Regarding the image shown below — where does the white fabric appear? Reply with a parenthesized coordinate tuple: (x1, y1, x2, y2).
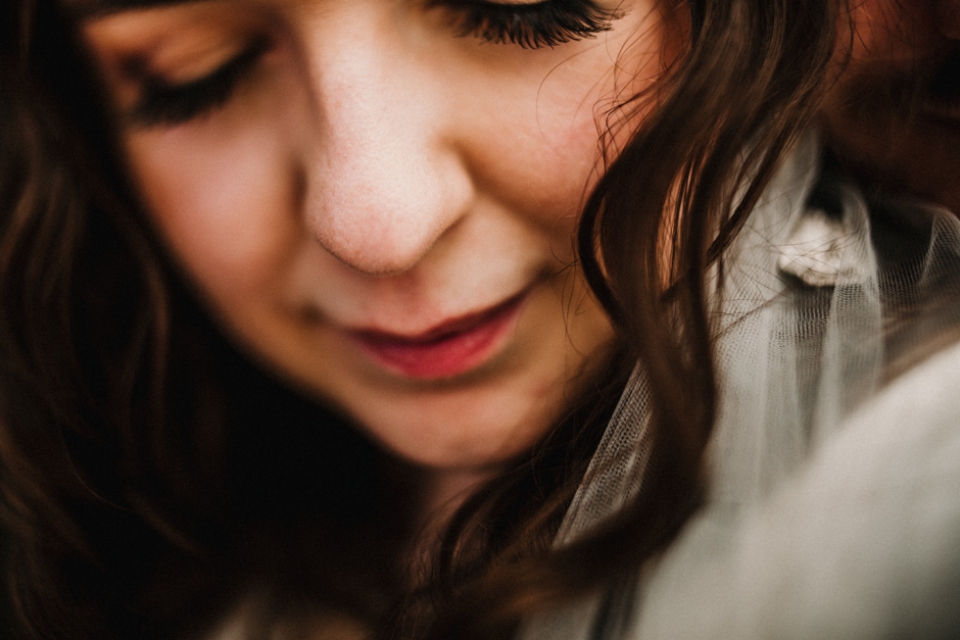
(521, 131, 960, 639)
(632, 338, 960, 639)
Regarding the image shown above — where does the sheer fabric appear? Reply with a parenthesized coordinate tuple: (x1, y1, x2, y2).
(522, 131, 960, 639)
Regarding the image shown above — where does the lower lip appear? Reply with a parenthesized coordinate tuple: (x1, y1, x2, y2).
(350, 293, 528, 380)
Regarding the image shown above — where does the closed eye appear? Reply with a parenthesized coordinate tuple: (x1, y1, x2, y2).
(130, 35, 271, 127)
(428, 0, 622, 49)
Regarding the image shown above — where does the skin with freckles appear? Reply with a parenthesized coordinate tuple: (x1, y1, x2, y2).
(81, 0, 682, 490)
(824, 0, 960, 213)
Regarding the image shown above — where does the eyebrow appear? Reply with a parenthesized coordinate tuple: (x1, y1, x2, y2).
(68, 0, 208, 19)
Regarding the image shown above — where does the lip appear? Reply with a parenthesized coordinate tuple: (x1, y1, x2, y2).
(349, 289, 530, 380)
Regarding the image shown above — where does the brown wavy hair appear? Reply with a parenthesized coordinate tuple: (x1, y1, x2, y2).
(0, 0, 841, 639)
(1, 2, 416, 638)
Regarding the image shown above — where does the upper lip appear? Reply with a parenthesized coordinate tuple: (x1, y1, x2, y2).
(349, 289, 529, 345)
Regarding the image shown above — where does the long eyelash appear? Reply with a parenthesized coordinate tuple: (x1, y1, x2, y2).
(131, 37, 270, 127)
(431, 0, 621, 49)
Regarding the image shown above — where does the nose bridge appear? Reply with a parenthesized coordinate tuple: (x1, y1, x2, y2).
(300, 21, 471, 276)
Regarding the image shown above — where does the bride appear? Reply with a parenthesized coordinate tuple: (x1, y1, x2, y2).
(4, 0, 957, 638)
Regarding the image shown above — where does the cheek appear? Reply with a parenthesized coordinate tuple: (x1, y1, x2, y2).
(474, 43, 663, 238)
(493, 110, 601, 227)
(126, 119, 298, 300)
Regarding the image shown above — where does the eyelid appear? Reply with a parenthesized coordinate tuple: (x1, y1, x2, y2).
(128, 36, 271, 126)
(427, 0, 622, 49)
(138, 39, 252, 86)
(81, 4, 283, 128)
(137, 35, 270, 92)
(83, 3, 270, 84)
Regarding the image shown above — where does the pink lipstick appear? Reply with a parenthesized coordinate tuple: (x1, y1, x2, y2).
(350, 291, 528, 380)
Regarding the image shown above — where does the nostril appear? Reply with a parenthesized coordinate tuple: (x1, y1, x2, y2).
(308, 187, 464, 277)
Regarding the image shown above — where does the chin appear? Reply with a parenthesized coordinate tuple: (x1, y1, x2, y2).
(347, 376, 568, 471)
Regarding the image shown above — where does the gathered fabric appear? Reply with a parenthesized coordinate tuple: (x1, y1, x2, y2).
(522, 131, 960, 639)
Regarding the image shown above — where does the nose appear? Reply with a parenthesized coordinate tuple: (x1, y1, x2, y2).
(936, 0, 960, 39)
(297, 20, 474, 276)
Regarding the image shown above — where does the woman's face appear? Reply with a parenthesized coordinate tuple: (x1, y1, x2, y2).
(80, 0, 676, 474)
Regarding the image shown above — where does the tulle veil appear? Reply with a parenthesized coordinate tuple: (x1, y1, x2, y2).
(521, 130, 960, 639)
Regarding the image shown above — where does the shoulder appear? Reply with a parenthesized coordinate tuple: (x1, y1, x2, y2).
(633, 339, 960, 639)
(826, 337, 960, 479)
